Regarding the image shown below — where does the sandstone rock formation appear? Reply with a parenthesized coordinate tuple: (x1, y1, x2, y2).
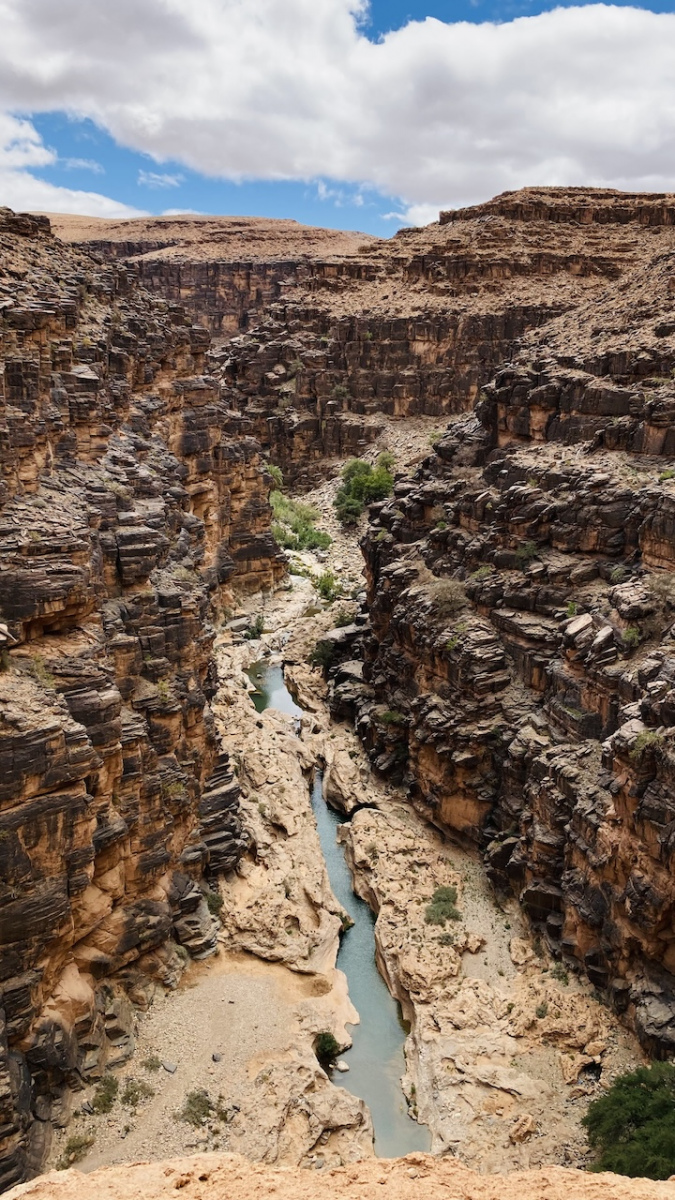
(4, 186, 675, 1191)
(7, 1150, 675, 1200)
(330, 192, 675, 1060)
(0, 208, 283, 1189)
(53, 188, 675, 489)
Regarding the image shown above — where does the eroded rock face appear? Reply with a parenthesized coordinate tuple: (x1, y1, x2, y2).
(8, 1150, 675, 1200)
(0, 208, 284, 1188)
(54, 188, 675, 489)
(346, 201, 675, 1058)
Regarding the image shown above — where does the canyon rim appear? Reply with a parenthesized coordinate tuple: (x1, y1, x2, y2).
(1, 187, 675, 1197)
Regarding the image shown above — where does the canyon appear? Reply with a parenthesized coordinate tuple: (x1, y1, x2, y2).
(1, 188, 675, 1195)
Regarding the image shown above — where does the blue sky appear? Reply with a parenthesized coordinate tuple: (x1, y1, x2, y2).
(1, 0, 674, 234)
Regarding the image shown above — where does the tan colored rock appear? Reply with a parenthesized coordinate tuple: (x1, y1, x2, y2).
(8, 1151, 675, 1200)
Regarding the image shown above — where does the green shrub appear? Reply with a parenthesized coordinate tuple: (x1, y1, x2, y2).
(424, 885, 461, 926)
(205, 889, 224, 916)
(121, 1079, 154, 1109)
(566, 601, 578, 617)
(142, 1055, 162, 1073)
(270, 490, 331, 552)
(471, 565, 494, 582)
(515, 540, 538, 568)
(333, 607, 353, 628)
(57, 1133, 95, 1169)
(535, 1001, 549, 1019)
(659, 468, 675, 482)
(610, 566, 627, 584)
(623, 626, 641, 649)
(180, 1089, 213, 1127)
(310, 640, 335, 670)
(91, 1074, 119, 1113)
(317, 571, 339, 603)
(630, 730, 664, 762)
(243, 614, 265, 640)
(379, 710, 406, 725)
(314, 1032, 340, 1067)
(268, 464, 284, 489)
(551, 963, 569, 986)
(334, 454, 394, 525)
(583, 1062, 675, 1179)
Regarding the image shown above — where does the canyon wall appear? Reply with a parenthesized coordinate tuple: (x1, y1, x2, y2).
(0, 208, 284, 1189)
(55, 189, 665, 488)
(340, 200, 675, 1058)
(4, 188, 675, 1188)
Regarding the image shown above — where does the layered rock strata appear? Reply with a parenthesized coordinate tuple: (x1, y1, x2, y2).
(342, 205, 675, 1057)
(53, 188, 675, 488)
(0, 208, 283, 1189)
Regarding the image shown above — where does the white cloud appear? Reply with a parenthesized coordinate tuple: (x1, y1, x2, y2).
(0, 1, 674, 217)
(63, 156, 105, 172)
(138, 168, 183, 188)
(0, 110, 144, 214)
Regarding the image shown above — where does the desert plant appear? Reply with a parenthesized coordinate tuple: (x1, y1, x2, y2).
(268, 463, 284, 489)
(121, 1079, 154, 1108)
(57, 1133, 95, 1169)
(316, 571, 339, 603)
(314, 1032, 340, 1067)
(551, 963, 569, 986)
(428, 578, 467, 618)
(334, 453, 395, 525)
(659, 468, 675, 482)
(610, 566, 627, 584)
(622, 626, 641, 649)
(424, 885, 461, 926)
(583, 1062, 675, 1179)
(91, 1074, 119, 1114)
(379, 710, 406, 725)
(244, 614, 265, 640)
(205, 889, 224, 916)
(535, 1001, 549, 1019)
(310, 640, 335, 670)
(179, 1089, 213, 1126)
(515, 540, 538, 568)
(630, 730, 664, 762)
(142, 1055, 162, 1073)
(270, 490, 331, 552)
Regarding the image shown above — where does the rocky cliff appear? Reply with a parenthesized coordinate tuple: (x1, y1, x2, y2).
(54, 188, 674, 488)
(7, 1150, 675, 1200)
(5, 187, 675, 1190)
(0, 208, 284, 1190)
(337, 194, 675, 1059)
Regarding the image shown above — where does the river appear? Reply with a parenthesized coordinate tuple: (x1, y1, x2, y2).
(247, 660, 430, 1158)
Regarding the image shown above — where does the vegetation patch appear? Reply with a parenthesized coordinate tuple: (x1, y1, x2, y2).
(583, 1062, 675, 1179)
(630, 730, 664, 762)
(271, 490, 331, 552)
(314, 1031, 341, 1067)
(121, 1079, 154, 1109)
(205, 889, 224, 916)
(335, 453, 394, 525)
(91, 1074, 119, 1114)
(424, 885, 461, 926)
(179, 1089, 213, 1127)
(515, 540, 539, 568)
(57, 1133, 95, 1169)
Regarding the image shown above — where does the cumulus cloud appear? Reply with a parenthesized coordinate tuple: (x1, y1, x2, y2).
(0, 0, 674, 217)
(0, 111, 144, 215)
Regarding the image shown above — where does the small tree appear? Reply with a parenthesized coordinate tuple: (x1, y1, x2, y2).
(583, 1062, 675, 1179)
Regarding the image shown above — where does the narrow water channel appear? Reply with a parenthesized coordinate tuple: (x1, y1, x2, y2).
(248, 660, 430, 1158)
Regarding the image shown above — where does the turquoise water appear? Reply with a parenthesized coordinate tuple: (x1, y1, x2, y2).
(247, 660, 430, 1158)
